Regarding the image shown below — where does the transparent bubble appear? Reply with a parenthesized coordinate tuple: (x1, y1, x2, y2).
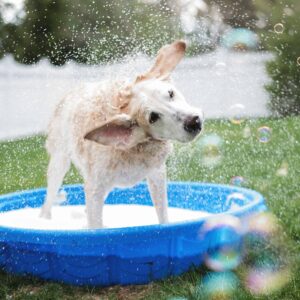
(257, 126, 272, 143)
(196, 134, 223, 167)
(215, 62, 226, 76)
(242, 212, 292, 295)
(202, 271, 239, 299)
(200, 216, 243, 271)
(245, 212, 278, 237)
(230, 176, 246, 187)
(245, 267, 291, 295)
(274, 23, 284, 34)
(228, 104, 246, 125)
(276, 161, 288, 177)
(297, 57, 300, 66)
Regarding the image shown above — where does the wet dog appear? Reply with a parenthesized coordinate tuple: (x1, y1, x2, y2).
(41, 40, 203, 228)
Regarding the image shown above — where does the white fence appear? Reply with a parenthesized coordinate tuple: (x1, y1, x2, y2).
(0, 49, 272, 141)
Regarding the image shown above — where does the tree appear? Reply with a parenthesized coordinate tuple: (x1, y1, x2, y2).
(1, 0, 179, 65)
(211, 0, 257, 28)
(258, 0, 300, 116)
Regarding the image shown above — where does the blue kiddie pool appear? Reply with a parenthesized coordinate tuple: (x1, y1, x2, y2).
(0, 182, 266, 286)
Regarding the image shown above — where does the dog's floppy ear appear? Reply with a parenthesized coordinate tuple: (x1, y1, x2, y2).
(136, 40, 186, 83)
(84, 114, 147, 148)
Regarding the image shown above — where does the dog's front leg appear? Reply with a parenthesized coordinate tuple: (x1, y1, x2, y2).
(84, 181, 109, 229)
(147, 164, 169, 224)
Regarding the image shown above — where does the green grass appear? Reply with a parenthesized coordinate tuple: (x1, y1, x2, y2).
(0, 117, 299, 300)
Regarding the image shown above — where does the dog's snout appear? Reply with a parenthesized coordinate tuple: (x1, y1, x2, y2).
(183, 115, 202, 133)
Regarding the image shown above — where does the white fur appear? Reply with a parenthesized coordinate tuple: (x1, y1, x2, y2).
(40, 41, 203, 228)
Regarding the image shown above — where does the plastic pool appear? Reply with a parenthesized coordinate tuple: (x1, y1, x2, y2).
(0, 182, 267, 286)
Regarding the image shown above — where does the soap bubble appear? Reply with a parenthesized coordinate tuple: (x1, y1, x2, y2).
(205, 245, 242, 272)
(228, 104, 246, 125)
(230, 176, 246, 187)
(242, 212, 292, 295)
(257, 126, 272, 143)
(276, 161, 288, 177)
(201, 271, 239, 299)
(215, 62, 226, 76)
(245, 212, 278, 238)
(197, 134, 223, 167)
(245, 267, 292, 295)
(297, 57, 300, 66)
(274, 23, 284, 34)
(200, 216, 243, 271)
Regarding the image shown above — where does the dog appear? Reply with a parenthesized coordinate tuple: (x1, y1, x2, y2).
(40, 40, 203, 229)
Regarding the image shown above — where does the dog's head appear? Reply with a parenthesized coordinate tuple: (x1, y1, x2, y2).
(85, 40, 204, 149)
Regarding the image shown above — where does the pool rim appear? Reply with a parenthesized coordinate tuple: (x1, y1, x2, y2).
(0, 181, 265, 241)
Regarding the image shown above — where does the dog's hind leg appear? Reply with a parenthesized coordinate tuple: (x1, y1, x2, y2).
(40, 152, 71, 219)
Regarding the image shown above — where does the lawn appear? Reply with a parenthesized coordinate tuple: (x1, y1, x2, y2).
(0, 117, 299, 300)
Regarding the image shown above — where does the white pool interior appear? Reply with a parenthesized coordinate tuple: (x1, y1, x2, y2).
(0, 205, 212, 230)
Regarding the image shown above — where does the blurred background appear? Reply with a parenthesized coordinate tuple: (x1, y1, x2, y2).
(0, 0, 299, 140)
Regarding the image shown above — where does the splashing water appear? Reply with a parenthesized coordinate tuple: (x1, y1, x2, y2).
(242, 212, 292, 295)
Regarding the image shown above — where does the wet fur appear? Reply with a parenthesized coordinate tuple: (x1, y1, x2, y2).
(41, 40, 201, 228)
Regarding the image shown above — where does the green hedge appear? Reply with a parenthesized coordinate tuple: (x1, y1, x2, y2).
(265, 7, 300, 116)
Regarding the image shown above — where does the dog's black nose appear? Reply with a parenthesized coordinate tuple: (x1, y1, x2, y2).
(184, 115, 202, 133)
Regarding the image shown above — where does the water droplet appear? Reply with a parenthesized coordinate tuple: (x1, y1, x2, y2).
(245, 267, 292, 295)
(297, 57, 300, 66)
(230, 176, 246, 187)
(257, 126, 272, 143)
(274, 23, 284, 34)
(228, 104, 246, 125)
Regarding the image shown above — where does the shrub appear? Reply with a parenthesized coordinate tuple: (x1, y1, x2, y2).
(265, 8, 300, 116)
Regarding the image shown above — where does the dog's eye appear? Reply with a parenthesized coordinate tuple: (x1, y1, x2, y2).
(168, 90, 174, 99)
(149, 112, 160, 124)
